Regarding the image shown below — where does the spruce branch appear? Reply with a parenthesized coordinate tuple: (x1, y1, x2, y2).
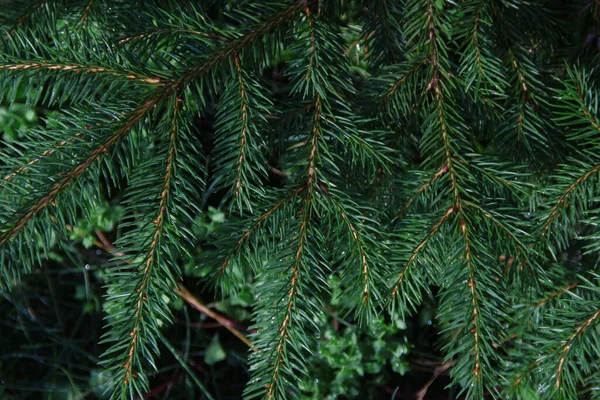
(176, 0, 311, 87)
(535, 281, 581, 308)
(396, 164, 448, 218)
(117, 29, 232, 46)
(3, 1, 600, 399)
(377, 61, 425, 113)
(554, 308, 600, 391)
(79, 0, 96, 25)
(541, 163, 600, 238)
(212, 54, 271, 214)
(331, 199, 374, 306)
(458, 218, 483, 382)
(0, 131, 84, 188)
(457, 0, 507, 99)
(119, 103, 180, 387)
(0, 62, 162, 85)
(0, 98, 153, 248)
(390, 206, 454, 305)
(263, 191, 313, 400)
(3, 0, 49, 35)
(100, 97, 204, 399)
(216, 186, 304, 283)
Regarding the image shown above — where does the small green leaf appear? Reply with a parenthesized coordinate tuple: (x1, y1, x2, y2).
(204, 334, 227, 365)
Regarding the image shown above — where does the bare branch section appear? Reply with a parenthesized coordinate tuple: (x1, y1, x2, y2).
(176, 283, 252, 348)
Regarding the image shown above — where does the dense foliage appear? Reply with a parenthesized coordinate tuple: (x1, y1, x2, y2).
(2, 0, 600, 399)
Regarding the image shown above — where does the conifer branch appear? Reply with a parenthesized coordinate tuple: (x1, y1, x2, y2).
(265, 192, 312, 400)
(471, 0, 485, 81)
(217, 186, 304, 278)
(554, 308, 600, 389)
(425, 0, 462, 211)
(177, 0, 310, 87)
(535, 281, 580, 308)
(506, 49, 541, 150)
(3, 1, 600, 398)
(232, 57, 250, 198)
(330, 198, 373, 305)
(458, 219, 483, 382)
(466, 201, 528, 260)
(120, 102, 180, 386)
(572, 71, 600, 134)
(262, 93, 322, 399)
(362, 0, 404, 63)
(7, 0, 49, 35)
(0, 98, 155, 248)
(541, 163, 600, 237)
(223, 54, 267, 212)
(390, 206, 454, 300)
(80, 0, 95, 25)
(376, 61, 425, 114)
(117, 29, 232, 46)
(0, 132, 84, 187)
(0, 62, 162, 84)
(509, 50, 529, 96)
(398, 164, 448, 217)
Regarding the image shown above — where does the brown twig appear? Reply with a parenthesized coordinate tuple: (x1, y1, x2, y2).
(137, 373, 184, 400)
(91, 229, 252, 348)
(94, 229, 125, 256)
(415, 360, 454, 400)
(175, 283, 253, 348)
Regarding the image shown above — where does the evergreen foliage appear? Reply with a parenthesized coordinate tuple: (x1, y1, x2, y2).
(2, 0, 600, 399)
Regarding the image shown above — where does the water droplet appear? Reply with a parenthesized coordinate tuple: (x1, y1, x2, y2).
(314, 378, 319, 384)
(537, 384, 544, 393)
(427, 320, 432, 325)
(84, 264, 90, 270)
(96, 250, 102, 255)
